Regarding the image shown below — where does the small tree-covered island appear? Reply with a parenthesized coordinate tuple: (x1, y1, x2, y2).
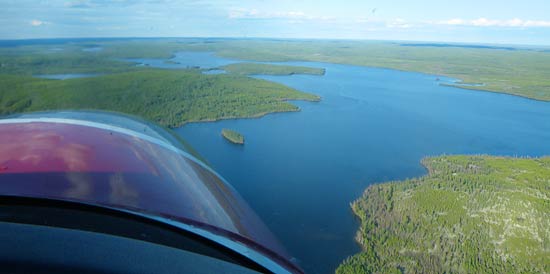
(337, 155, 549, 274)
(221, 128, 245, 145)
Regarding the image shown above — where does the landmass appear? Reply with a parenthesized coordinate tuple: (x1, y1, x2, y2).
(337, 155, 550, 274)
(0, 40, 327, 128)
(221, 129, 244, 144)
(0, 69, 320, 128)
(2, 38, 549, 101)
(221, 62, 325, 76)
(179, 39, 550, 101)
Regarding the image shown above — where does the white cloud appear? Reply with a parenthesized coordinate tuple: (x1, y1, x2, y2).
(228, 8, 333, 21)
(470, 18, 495, 26)
(386, 18, 412, 29)
(440, 18, 465, 25)
(30, 19, 49, 27)
(437, 18, 550, 28)
(523, 20, 550, 27)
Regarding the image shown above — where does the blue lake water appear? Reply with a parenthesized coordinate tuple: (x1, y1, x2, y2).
(134, 52, 550, 274)
(126, 51, 240, 69)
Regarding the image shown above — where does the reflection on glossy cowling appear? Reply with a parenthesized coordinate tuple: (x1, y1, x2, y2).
(0, 112, 289, 266)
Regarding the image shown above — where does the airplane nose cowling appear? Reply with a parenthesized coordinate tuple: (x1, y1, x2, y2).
(0, 110, 301, 274)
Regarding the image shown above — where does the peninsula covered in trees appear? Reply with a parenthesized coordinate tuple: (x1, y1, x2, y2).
(337, 155, 549, 274)
(0, 69, 320, 128)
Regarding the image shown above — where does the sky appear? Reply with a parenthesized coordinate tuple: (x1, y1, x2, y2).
(2, 0, 550, 45)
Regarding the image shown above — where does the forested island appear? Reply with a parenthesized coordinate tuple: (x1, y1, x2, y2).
(337, 155, 549, 274)
(221, 62, 325, 76)
(221, 129, 245, 144)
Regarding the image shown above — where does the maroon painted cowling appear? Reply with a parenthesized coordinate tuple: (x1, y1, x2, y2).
(0, 111, 301, 273)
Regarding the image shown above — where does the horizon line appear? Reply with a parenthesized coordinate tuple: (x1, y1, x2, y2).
(0, 36, 549, 48)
